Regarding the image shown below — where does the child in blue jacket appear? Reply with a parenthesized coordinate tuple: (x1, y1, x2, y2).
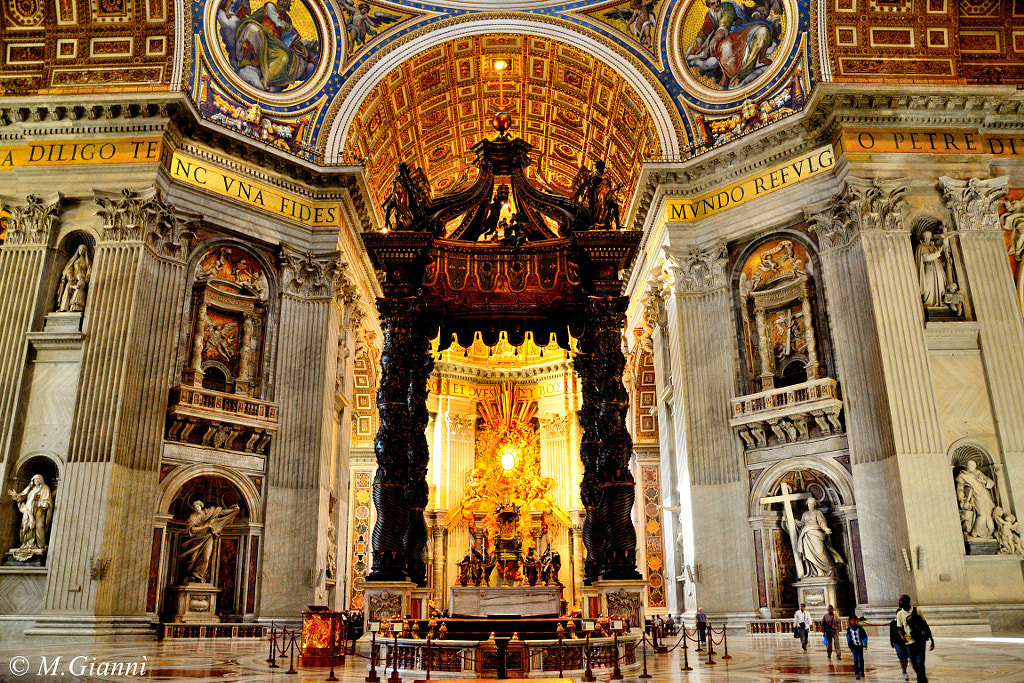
(846, 614, 869, 679)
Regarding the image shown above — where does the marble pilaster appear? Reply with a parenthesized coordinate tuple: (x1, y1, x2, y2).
(0, 194, 61, 466)
(942, 176, 1024, 518)
(659, 245, 755, 617)
(44, 189, 193, 626)
(261, 246, 345, 616)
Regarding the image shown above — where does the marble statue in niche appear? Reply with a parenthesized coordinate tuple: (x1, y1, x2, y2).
(793, 497, 845, 577)
(913, 221, 965, 319)
(179, 500, 241, 584)
(6, 474, 53, 563)
(56, 245, 91, 313)
(915, 229, 952, 308)
(956, 460, 997, 541)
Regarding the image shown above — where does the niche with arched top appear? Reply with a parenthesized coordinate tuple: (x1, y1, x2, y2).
(162, 474, 256, 620)
(731, 232, 836, 395)
(910, 215, 970, 321)
(951, 443, 1001, 551)
(183, 244, 272, 398)
(2, 454, 59, 566)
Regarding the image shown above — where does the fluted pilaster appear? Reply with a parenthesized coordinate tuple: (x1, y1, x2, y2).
(262, 246, 344, 614)
(659, 244, 754, 614)
(46, 188, 194, 615)
(944, 177, 1024, 516)
(539, 413, 571, 510)
(0, 193, 61, 465)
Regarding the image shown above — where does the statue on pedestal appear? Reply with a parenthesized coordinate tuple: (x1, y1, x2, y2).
(179, 500, 240, 584)
(540, 543, 562, 586)
(6, 475, 53, 563)
(795, 498, 844, 577)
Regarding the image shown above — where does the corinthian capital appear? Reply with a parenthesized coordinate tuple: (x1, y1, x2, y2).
(666, 244, 728, 294)
(280, 244, 345, 299)
(845, 176, 911, 233)
(0, 193, 62, 246)
(805, 194, 856, 252)
(94, 187, 169, 242)
(939, 176, 1008, 233)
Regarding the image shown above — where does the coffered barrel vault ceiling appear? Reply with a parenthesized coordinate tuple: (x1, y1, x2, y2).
(346, 34, 661, 217)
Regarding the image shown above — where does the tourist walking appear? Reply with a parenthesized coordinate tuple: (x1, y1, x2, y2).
(695, 607, 708, 647)
(793, 603, 813, 650)
(890, 616, 910, 680)
(896, 594, 935, 683)
(846, 615, 868, 679)
(822, 605, 842, 659)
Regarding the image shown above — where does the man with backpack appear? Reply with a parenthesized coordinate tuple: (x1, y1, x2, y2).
(896, 594, 935, 682)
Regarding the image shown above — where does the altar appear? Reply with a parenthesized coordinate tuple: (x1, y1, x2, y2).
(450, 586, 561, 618)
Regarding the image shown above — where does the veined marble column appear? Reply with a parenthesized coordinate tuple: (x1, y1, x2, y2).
(659, 244, 755, 617)
(262, 247, 344, 614)
(0, 194, 61, 465)
(430, 521, 446, 608)
(943, 177, 1024, 517)
(46, 189, 195, 624)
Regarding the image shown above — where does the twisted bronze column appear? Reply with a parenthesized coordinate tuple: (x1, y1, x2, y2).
(589, 297, 641, 580)
(368, 298, 417, 581)
(404, 328, 434, 587)
(573, 348, 603, 586)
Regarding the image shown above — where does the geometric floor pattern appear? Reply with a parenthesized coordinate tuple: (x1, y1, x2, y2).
(1, 634, 1023, 682)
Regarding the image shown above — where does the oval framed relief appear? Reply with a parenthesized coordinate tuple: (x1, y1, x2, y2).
(205, 0, 333, 104)
(671, 0, 798, 104)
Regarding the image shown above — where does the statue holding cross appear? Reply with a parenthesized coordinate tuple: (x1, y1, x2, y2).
(760, 482, 813, 579)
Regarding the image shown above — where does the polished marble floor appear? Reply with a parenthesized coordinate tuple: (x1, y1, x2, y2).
(0, 633, 1022, 683)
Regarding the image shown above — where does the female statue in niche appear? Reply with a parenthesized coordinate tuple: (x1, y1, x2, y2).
(915, 230, 951, 308)
(56, 245, 91, 313)
(795, 498, 845, 577)
(178, 500, 240, 584)
(7, 474, 53, 562)
(956, 460, 997, 540)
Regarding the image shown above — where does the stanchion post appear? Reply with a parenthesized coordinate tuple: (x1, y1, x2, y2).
(611, 632, 623, 681)
(722, 623, 732, 660)
(705, 627, 716, 666)
(558, 634, 564, 678)
(366, 630, 380, 683)
(286, 631, 298, 674)
(639, 632, 651, 679)
(268, 626, 278, 668)
(388, 632, 402, 683)
(681, 628, 692, 672)
(425, 637, 431, 681)
(583, 632, 595, 682)
(327, 617, 339, 682)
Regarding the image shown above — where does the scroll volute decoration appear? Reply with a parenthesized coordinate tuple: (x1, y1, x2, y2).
(738, 239, 820, 391)
(187, 246, 270, 397)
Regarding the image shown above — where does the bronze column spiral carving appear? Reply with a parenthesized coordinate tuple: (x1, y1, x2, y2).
(589, 296, 641, 580)
(368, 297, 417, 582)
(573, 347, 604, 586)
(404, 324, 434, 587)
